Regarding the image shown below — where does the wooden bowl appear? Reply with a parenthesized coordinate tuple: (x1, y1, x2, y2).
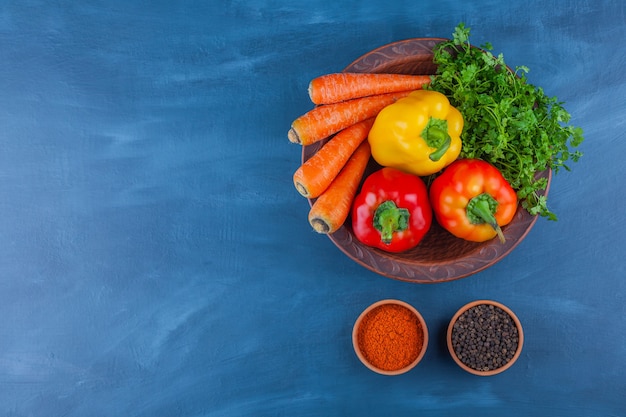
(352, 299, 428, 375)
(447, 300, 524, 376)
(302, 38, 550, 283)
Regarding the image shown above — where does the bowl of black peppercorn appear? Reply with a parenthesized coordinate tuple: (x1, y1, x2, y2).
(447, 300, 524, 376)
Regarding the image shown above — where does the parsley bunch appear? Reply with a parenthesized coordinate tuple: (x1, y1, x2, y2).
(428, 23, 584, 220)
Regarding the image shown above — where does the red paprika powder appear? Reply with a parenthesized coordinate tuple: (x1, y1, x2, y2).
(356, 302, 424, 372)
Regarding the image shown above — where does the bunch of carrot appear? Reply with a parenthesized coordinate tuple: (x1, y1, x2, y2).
(289, 72, 432, 234)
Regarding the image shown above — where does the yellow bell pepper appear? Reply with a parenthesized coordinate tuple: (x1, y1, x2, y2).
(368, 90, 464, 176)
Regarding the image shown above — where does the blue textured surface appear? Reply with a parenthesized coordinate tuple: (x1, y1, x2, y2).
(0, 1, 624, 416)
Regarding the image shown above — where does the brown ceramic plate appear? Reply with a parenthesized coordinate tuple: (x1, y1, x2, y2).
(302, 38, 550, 283)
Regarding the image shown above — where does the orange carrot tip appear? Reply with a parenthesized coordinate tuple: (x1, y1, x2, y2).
(308, 73, 432, 105)
(293, 118, 374, 198)
(288, 91, 410, 146)
(308, 141, 371, 234)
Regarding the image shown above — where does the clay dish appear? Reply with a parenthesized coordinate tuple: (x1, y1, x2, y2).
(352, 299, 428, 375)
(302, 38, 550, 283)
(447, 300, 524, 376)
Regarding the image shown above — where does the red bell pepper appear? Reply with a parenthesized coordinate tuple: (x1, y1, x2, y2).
(351, 167, 432, 253)
(429, 159, 518, 243)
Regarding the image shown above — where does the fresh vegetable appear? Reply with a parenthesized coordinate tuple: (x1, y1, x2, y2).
(352, 167, 432, 253)
(293, 118, 374, 198)
(288, 91, 411, 146)
(429, 159, 518, 243)
(308, 73, 431, 105)
(428, 23, 584, 220)
(368, 90, 463, 176)
(308, 141, 371, 234)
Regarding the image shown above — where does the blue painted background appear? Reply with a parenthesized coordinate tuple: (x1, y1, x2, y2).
(0, 1, 624, 416)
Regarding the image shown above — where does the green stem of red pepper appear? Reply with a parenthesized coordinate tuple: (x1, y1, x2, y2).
(373, 200, 410, 244)
(422, 117, 451, 162)
(466, 193, 506, 243)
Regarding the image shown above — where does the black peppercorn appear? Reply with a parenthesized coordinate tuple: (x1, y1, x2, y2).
(451, 303, 519, 372)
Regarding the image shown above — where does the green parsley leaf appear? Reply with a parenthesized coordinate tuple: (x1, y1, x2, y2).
(428, 23, 584, 219)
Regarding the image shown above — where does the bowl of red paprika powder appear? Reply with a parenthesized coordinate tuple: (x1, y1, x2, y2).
(447, 300, 524, 376)
(352, 299, 428, 375)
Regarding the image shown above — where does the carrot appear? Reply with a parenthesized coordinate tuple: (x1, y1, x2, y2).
(288, 91, 410, 146)
(308, 73, 432, 105)
(293, 118, 375, 199)
(308, 141, 371, 234)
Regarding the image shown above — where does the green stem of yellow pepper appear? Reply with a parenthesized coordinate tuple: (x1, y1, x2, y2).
(373, 200, 410, 244)
(466, 193, 506, 243)
(422, 117, 452, 162)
